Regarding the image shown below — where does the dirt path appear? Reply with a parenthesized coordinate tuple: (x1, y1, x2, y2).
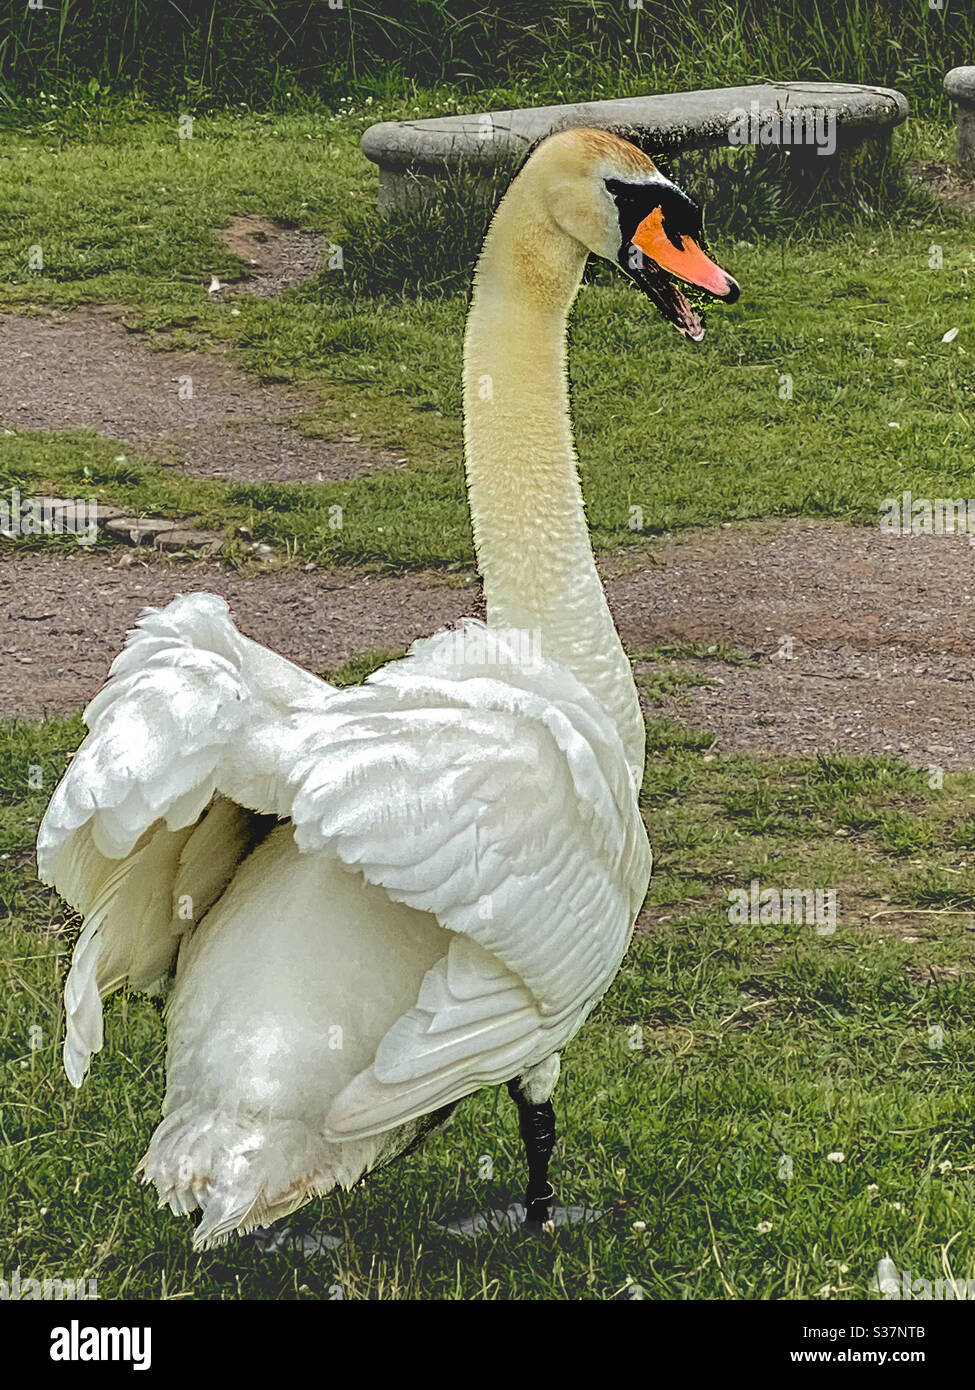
(4, 518, 975, 768)
(603, 520, 975, 768)
(0, 307, 401, 485)
(0, 219, 403, 487)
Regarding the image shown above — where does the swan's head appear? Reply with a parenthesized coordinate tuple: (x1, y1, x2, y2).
(534, 128, 739, 342)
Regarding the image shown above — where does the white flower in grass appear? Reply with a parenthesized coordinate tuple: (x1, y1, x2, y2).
(755, 1220, 773, 1233)
(827, 1151, 845, 1163)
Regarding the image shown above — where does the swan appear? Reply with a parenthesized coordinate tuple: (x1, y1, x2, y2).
(37, 127, 738, 1247)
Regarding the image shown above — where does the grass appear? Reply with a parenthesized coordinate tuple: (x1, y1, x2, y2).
(3, 671, 975, 1300)
(2, 0, 973, 114)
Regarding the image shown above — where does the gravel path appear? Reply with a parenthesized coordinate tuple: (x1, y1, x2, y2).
(3, 519, 975, 768)
(603, 520, 975, 768)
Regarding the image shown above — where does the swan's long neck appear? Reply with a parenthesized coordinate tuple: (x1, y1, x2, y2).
(463, 181, 645, 778)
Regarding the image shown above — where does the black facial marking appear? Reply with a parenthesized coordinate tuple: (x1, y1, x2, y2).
(605, 176, 702, 253)
(605, 177, 708, 338)
(604, 174, 736, 340)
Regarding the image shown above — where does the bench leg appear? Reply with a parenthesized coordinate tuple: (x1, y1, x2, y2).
(957, 102, 975, 170)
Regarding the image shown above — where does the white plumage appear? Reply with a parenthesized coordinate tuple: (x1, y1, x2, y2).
(38, 595, 649, 1244)
(35, 125, 738, 1244)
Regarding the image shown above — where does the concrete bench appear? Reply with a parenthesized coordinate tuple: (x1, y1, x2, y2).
(362, 81, 908, 213)
(944, 67, 975, 168)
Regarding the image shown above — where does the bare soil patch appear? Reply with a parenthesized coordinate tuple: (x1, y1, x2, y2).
(214, 215, 328, 298)
(608, 519, 975, 769)
(0, 548, 480, 719)
(909, 161, 975, 214)
(0, 309, 401, 484)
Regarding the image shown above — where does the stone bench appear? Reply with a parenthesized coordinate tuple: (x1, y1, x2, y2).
(944, 67, 975, 168)
(362, 81, 908, 213)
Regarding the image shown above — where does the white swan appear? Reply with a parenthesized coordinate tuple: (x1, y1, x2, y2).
(37, 128, 738, 1247)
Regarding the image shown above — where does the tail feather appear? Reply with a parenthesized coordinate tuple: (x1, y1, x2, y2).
(138, 1107, 357, 1248)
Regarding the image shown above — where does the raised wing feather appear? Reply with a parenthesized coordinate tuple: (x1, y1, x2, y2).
(37, 592, 333, 1083)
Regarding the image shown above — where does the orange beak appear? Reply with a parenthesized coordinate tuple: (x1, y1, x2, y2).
(631, 207, 738, 300)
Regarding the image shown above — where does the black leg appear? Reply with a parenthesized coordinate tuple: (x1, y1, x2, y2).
(507, 1079, 556, 1226)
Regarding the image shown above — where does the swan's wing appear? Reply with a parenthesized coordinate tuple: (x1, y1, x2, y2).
(288, 624, 652, 1140)
(41, 598, 650, 1131)
(37, 592, 333, 1084)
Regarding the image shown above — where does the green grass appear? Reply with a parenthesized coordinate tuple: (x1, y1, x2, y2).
(3, 664, 975, 1300)
(2, 0, 973, 115)
(323, 648, 405, 687)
